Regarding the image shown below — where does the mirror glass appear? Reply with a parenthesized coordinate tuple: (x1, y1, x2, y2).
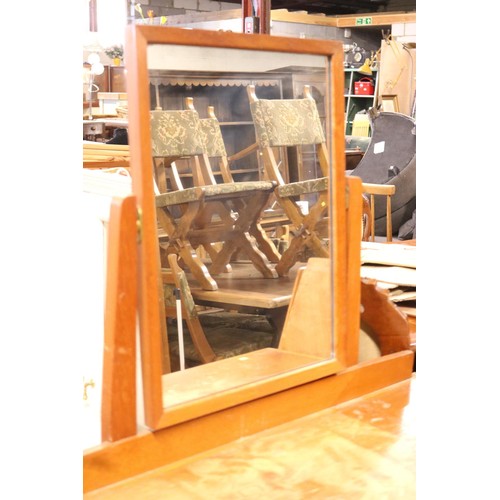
(126, 26, 348, 429)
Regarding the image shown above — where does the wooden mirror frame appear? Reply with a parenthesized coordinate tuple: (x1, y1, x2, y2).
(125, 24, 349, 431)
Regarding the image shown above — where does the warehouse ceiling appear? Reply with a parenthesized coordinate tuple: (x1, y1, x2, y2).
(226, 0, 416, 16)
(268, 0, 390, 15)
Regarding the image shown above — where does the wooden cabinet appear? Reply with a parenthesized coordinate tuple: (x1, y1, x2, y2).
(344, 68, 378, 135)
(110, 66, 127, 92)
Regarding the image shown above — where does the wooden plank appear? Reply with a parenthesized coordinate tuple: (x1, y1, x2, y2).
(101, 196, 138, 443)
(161, 348, 323, 407)
(345, 176, 362, 366)
(163, 8, 416, 29)
(279, 259, 332, 358)
(83, 350, 414, 493)
(83, 161, 130, 169)
(271, 10, 416, 28)
(334, 11, 416, 27)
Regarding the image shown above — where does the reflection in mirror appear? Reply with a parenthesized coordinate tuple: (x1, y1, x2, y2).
(125, 26, 348, 430)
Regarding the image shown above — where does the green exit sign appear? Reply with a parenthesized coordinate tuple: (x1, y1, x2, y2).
(355, 17, 373, 25)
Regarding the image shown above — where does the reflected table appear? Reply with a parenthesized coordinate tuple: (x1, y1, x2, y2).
(187, 261, 304, 347)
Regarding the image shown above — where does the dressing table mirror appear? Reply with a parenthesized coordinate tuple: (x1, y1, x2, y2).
(125, 24, 351, 431)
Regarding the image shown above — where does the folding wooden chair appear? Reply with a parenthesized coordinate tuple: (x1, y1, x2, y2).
(248, 85, 395, 274)
(161, 254, 217, 371)
(361, 182, 396, 242)
(151, 108, 278, 290)
(161, 254, 275, 372)
(195, 101, 281, 263)
(247, 84, 331, 276)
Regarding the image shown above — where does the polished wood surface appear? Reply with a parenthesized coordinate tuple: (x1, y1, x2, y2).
(161, 347, 323, 408)
(361, 278, 411, 355)
(101, 196, 137, 443)
(189, 260, 301, 308)
(87, 377, 415, 498)
(83, 351, 414, 494)
(189, 261, 301, 347)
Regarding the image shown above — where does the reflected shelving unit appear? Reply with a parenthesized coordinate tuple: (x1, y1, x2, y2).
(344, 68, 378, 135)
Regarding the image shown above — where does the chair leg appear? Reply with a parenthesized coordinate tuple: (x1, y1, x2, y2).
(275, 193, 329, 276)
(210, 192, 278, 279)
(177, 244, 219, 291)
(250, 223, 281, 263)
(202, 242, 232, 273)
(158, 203, 219, 291)
(275, 230, 328, 276)
(386, 196, 392, 242)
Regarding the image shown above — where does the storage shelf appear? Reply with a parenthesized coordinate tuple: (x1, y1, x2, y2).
(344, 68, 377, 134)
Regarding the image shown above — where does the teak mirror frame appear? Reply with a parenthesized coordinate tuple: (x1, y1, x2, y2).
(125, 25, 350, 431)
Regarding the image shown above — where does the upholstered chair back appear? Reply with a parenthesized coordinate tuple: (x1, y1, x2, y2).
(198, 116, 227, 159)
(150, 109, 206, 158)
(249, 98, 325, 148)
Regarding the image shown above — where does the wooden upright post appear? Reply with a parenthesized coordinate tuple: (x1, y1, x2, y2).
(241, 0, 270, 34)
(101, 195, 138, 442)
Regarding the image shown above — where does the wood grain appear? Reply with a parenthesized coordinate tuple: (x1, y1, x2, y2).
(84, 351, 414, 493)
(101, 196, 138, 443)
(86, 375, 415, 498)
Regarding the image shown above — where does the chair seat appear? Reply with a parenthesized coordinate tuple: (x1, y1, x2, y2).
(277, 177, 327, 198)
(156, 181, 276, 208)
(202, 180, 276, 198)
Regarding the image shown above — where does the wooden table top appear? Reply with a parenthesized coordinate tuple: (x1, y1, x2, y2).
(85, 375, 416, 498)
(188, 260, 304, 310)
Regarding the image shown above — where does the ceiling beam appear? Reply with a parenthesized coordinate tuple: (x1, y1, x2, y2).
(270, 10, 416, 27)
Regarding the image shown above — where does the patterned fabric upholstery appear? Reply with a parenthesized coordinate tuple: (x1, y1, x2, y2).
(198, 115, 275, 191)
(199, 181, 276, 196)
(163, 271, 197, 320)
(250, 99, 325, 147)
(199, 117, 226, 158)
(277, 177, 328, 198)
(155, 187, 204, 207)
(151, 109, 205, 157)
(155, 181, 276, 208)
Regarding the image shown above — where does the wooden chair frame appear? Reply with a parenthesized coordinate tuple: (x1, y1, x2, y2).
(361, 182, 396, 242)
(151, 107, 278, 290)
(247, 84, 332, 276)
(161, 254, 217, 370)
(195, 100, 281, 263)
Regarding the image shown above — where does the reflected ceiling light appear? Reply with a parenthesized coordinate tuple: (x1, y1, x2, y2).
(87, 52, 100, 65)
